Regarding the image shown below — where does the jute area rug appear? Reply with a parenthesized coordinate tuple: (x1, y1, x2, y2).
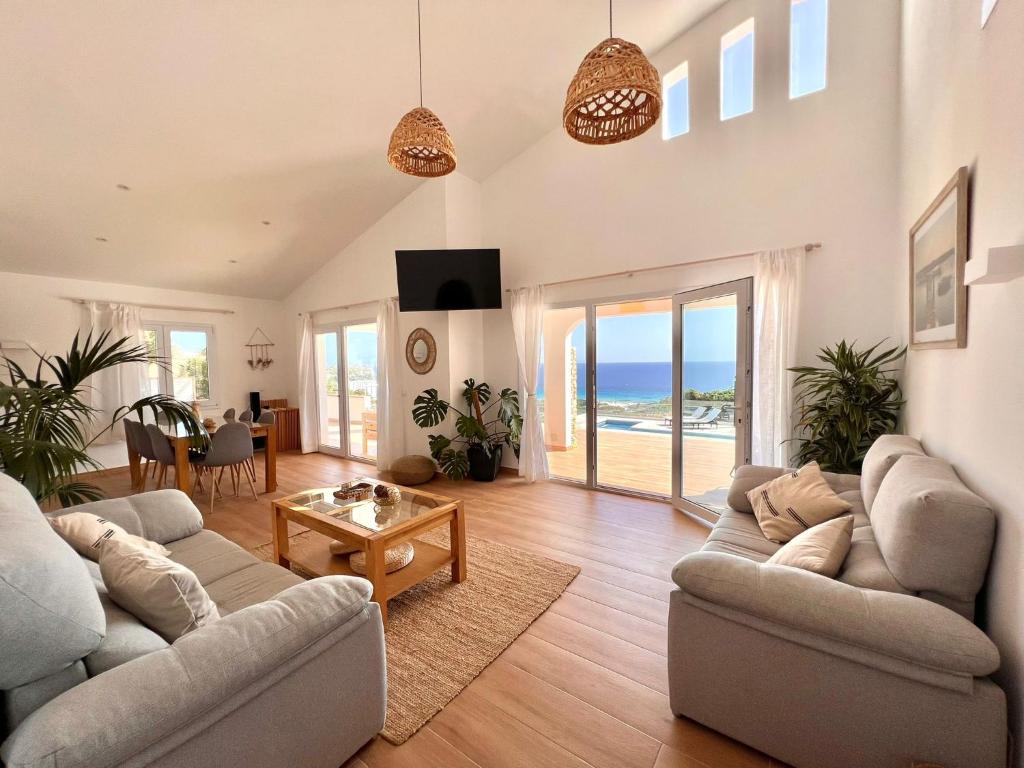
(252, 527, 579, 744)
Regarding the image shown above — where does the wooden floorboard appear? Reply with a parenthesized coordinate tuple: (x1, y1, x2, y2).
(88, 450, 770, 768)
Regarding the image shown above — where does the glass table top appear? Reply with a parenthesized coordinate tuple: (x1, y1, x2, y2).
(281, 478, 449, 533)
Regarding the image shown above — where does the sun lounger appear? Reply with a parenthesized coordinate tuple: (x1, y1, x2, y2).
(683, 406, 722, 429)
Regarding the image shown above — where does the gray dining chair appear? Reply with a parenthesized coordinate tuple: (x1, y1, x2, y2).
(144, 423, 179, 490)
(124, 419, 154, 491)
(192, 422, 257, 513)
(238, 409, 253, 423)
(222, 408, 236, 422)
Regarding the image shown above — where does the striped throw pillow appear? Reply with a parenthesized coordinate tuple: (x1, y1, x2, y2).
(747, 462, 853, 544)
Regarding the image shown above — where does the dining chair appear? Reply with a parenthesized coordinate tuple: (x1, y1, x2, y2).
(123, 419, 151, 491)
(144, 423, 179, 490)
(222, 408, 236, 422)
(192, 422, 257, 513)
(238, 409, 253, 423)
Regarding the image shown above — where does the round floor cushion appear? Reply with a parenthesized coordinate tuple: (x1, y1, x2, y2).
(390, 454, 436, 486)
(349, 542, 415, 575)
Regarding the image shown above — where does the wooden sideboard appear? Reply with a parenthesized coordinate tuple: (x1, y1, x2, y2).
(261, 400, 300, 451)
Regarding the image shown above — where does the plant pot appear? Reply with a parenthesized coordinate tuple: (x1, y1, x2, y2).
(467, 444, 502, 482)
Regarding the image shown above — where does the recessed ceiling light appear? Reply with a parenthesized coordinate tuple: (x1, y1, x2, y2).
(228, 259, 238, 264)
(116, 184, 131, 191)
(261, 220, 271, 226)
(95, 236, 108, 242)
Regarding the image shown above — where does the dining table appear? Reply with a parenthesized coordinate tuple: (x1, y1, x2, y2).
(127, 422, 277, 495)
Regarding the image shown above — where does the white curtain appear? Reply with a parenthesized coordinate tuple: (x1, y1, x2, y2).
(375, 298, 405, 470)
(510, 286, 549, 482)
(81, 302, 146, 444)
(752, 247, 805, 467)
(296, 313, 318, 454)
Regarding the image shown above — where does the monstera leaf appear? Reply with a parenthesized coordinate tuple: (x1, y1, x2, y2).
(436, 448, 469, 481)
(412, 389, 449, 428)
(427, 433, 452, 460)
(461, 378, 491, 410)
(455, 414, 488, 442)
(496, 388, 520, 426)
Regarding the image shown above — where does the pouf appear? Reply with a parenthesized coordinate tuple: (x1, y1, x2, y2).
(349, 542, 415, 574)
(390, 454, 436, 486)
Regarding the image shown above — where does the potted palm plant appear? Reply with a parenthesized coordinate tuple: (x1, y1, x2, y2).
(412, 378, 522, 481)
(0, 331, 206, 507)
(788, 340, 907, 473)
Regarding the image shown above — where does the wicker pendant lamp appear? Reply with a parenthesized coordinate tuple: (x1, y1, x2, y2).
(563, 0, 662, 145)
(388, 0, 456, 177)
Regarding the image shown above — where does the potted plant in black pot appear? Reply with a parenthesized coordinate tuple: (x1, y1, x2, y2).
(411, 378, 521, 481)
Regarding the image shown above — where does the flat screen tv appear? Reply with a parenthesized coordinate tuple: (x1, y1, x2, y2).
(395, 249, 502, 311)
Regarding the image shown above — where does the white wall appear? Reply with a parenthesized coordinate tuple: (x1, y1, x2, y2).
(898, 0, 1024, 758)
(483, 0, 901, 367)
(0, 270, 294, 419)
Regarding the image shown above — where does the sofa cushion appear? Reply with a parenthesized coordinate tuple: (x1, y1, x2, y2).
(85, 594, 169, 676)
(49, 511, 170, 561)
(49, 490, 203, 545)
(768, 516, 854, 577)
(871, 455, 994, 602)
(728, 465, 860, 514)
(165, 530, 261, 585)
(702, 509, 781, 562)
(837, 525, 912, 596)
(99, 540, 221, 642)
(205, 562, 306, 615)
(860, 434, 926, 513)
(0, 474, 105, 690)
(748, 462, 853, 543)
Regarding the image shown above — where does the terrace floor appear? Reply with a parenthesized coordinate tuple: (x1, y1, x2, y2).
(546, 424, 735, 504)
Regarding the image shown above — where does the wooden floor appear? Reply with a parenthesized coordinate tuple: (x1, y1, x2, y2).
(91, 451, 786, 768)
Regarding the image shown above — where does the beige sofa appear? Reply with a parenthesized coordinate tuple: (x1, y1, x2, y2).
(0, 474, 386, 768)
(668, 435, 1006, 768)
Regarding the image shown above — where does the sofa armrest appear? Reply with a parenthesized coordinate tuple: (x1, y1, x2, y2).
(49, 489, 204, 544)
(672, 552, 999, 677)
(1, 576, 383, 768)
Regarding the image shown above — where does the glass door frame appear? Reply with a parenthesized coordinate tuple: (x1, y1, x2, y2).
(313, 317, 378, 464)
(671, 277, 753, 521)
(544, 291, 675, 500)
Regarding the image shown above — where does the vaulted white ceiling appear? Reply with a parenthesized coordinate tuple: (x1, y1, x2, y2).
(0, 1, 724, 299)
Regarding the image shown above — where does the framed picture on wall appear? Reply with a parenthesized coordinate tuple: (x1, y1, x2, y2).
(909, 166, 969, 350)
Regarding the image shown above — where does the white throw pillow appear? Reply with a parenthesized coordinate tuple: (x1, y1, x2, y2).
(768, 516, 854, 578)
(747, 461, 853, 543)
(50, 512, 170, 561)
(99, 539, 220, 642)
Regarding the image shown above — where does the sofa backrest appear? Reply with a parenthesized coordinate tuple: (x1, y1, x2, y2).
(0, 474, 105, 692)
(871, 454, 995, 609)
(860, 434, 926, 513)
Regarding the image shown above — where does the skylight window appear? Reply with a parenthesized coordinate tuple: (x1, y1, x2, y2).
(721, 19, 755, 121)
(662, 61, 690, 140)
(790, 0, 828, 98)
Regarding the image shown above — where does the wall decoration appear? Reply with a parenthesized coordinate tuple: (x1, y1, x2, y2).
(909, 166, 969, 349)
(246, 327, 275, 369)
(405, 327, 436, 374)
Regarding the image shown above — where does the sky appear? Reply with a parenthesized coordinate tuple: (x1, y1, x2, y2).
(567, 306, 737, 363)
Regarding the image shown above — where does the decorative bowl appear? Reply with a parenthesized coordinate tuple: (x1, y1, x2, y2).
(372, 484, 403, 510)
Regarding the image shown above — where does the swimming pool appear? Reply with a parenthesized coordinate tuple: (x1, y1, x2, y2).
(596, 417, 734, 440)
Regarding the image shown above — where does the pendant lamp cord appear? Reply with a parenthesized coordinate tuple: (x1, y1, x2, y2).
(417, 0, 424, 107)
(608, 0, 613, 37)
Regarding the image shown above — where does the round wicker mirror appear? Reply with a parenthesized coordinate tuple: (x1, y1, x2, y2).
(405, 328, 436, 374)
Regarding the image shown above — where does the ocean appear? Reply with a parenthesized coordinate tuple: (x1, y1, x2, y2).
(537, 361, 736, 403)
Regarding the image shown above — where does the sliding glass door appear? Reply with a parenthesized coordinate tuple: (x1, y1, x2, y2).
(672, 279, 753, 516)
(313, 321, 378, 461)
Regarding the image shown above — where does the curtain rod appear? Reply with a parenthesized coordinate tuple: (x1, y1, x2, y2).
(63, 297, 235, 315)
(301, 296, 397, 317)
(505, 242, 822, 292)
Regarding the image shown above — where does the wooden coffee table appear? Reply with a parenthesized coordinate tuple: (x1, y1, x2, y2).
(270, 478, 466, 626)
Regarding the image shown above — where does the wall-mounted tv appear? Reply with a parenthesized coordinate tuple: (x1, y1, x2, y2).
(395, 249, 502, 311)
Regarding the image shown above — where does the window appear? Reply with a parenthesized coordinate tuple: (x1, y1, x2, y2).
(662, 61, 690, 139)
(144, 324, 215, 403)
(720, 18, 755, 120)
(790, 0, 828, 98)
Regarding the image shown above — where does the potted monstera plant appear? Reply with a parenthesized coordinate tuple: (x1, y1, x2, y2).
(412, 378, 522, 481)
